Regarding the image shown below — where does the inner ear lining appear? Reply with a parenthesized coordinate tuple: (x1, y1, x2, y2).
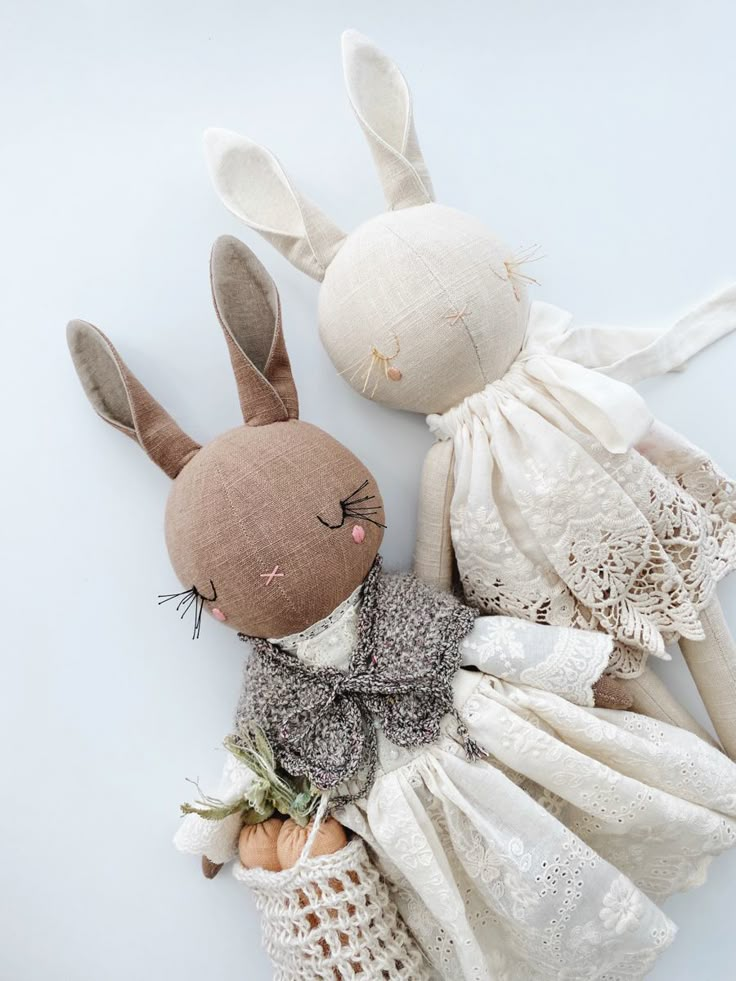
(213, 246, 279, 374)
(70, 327, 135, 431)
(349, 53, 410, 153)
(220, 145, 304, 238)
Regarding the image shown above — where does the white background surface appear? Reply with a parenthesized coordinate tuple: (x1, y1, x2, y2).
(2, 1, 736, 978)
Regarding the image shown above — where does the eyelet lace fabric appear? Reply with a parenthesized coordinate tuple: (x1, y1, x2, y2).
(428, 293, 736, 678)
(337, 660, 736, 980)
(176, 589, 736, 978)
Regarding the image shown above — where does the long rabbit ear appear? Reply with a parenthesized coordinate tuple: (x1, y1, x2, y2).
(203, 131, 345, 282)
(210, 236, 299, 425)
(342, 29, 434, 211)
(67, 320, 200, 479)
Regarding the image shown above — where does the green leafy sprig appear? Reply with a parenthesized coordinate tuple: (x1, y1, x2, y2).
(180, 722, 321, 827)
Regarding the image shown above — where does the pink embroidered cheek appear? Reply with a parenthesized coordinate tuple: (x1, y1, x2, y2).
(352, 525, 366, 544)
(211, 608, 227, 622)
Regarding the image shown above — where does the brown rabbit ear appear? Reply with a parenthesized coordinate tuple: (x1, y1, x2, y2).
(210, 236, 299, 425)
(67, 320, 201, 478)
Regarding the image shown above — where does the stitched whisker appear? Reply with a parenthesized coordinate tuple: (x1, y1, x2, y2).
(348, 358, 371, 385)
(177, 593, 197, 618)
(344, 510, 387, 529)
(158, 580, 217, 640)
(343, 480, 370, 504)
(317, 479, 387, 530)
(342, 338, 401, 398)
(339, 350, 373, 375)
(498, 244, 545, 300)
(193, 594, 205, 640)
(341, 351, 374, 386)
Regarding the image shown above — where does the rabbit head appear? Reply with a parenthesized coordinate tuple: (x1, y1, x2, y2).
(204, 30, 531, 415)
(67, 236, 384, 639)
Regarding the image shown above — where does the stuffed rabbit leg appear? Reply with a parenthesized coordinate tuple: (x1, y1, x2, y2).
(203, 29, 736, 755)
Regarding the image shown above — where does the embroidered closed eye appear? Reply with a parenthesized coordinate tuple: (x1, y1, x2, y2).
(338, 336, 401, 397)
(158, 580, 217, 639)
(317, 479, 387, 530)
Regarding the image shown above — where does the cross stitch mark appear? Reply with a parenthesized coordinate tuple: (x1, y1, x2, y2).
(260, 565, 284, 586)
(445, 306, 471, 327)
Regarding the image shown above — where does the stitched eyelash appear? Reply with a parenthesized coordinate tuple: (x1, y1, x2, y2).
(317, 479, 387, 530)
(158, 580, 217, 640)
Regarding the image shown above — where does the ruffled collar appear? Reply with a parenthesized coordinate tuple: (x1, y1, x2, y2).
(428, 288, 736, 454)
(269, 580, 363, 669)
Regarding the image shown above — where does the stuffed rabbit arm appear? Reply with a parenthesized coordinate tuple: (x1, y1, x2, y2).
(461, 616, 613, 708)
(414, 438, 455, 592)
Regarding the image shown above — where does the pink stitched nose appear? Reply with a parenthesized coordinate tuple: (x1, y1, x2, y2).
(352, 525, 366, 544)
(211, 608, 227, 622)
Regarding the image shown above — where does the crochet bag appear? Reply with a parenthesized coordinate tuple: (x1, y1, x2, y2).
(234, 811, 432, 981)
(203, 29, 736, 758)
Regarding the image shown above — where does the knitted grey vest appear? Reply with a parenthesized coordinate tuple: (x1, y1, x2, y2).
(234, 559, 479, 799)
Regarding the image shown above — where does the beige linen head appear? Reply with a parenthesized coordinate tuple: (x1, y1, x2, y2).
(68, 237, 384, 639)
(203, 30, 530, 415)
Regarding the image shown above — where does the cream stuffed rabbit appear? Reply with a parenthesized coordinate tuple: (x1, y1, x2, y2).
(203, 29, 736, 757)
(68, 237, 736, 980)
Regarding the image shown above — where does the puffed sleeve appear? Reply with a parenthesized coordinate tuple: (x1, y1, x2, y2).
(460, 616, 613, 707)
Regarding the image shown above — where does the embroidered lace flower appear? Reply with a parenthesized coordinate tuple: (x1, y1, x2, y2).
(428, 294, 736, 676)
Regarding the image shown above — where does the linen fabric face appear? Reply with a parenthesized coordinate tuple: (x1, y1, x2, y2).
(429, 294, 736, 678)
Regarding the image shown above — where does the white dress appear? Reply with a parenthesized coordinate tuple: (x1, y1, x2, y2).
(175, 590, 736, 981)
(428, 288, 736, 677)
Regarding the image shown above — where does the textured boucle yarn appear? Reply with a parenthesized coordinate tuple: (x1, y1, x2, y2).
(235, 558, 478, 798)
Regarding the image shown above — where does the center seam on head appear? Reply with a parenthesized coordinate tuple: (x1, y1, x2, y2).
(378, 219, 488, 386)
(212, 453, 304, 628)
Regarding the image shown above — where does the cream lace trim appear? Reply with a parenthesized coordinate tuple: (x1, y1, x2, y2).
(269, 581, 362, 668)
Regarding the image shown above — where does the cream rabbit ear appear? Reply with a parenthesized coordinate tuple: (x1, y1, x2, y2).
(203, 130, 346, 282)
(342, 29, 434, 211)
(67, 320, 200, 479)
(210, 235, 299, 425)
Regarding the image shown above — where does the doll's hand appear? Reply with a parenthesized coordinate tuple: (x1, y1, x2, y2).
(201, 856, 223, 879)
(592, 675, 634, 711)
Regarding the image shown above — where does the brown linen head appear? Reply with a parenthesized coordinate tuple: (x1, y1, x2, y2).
(68, 236, 384, 639)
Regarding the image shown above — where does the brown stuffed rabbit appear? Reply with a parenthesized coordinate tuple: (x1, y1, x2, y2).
(67, 237, 384, 641)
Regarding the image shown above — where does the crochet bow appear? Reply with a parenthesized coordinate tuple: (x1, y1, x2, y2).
(239, 559, 480, 800)
(249, 644, 454, 795)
